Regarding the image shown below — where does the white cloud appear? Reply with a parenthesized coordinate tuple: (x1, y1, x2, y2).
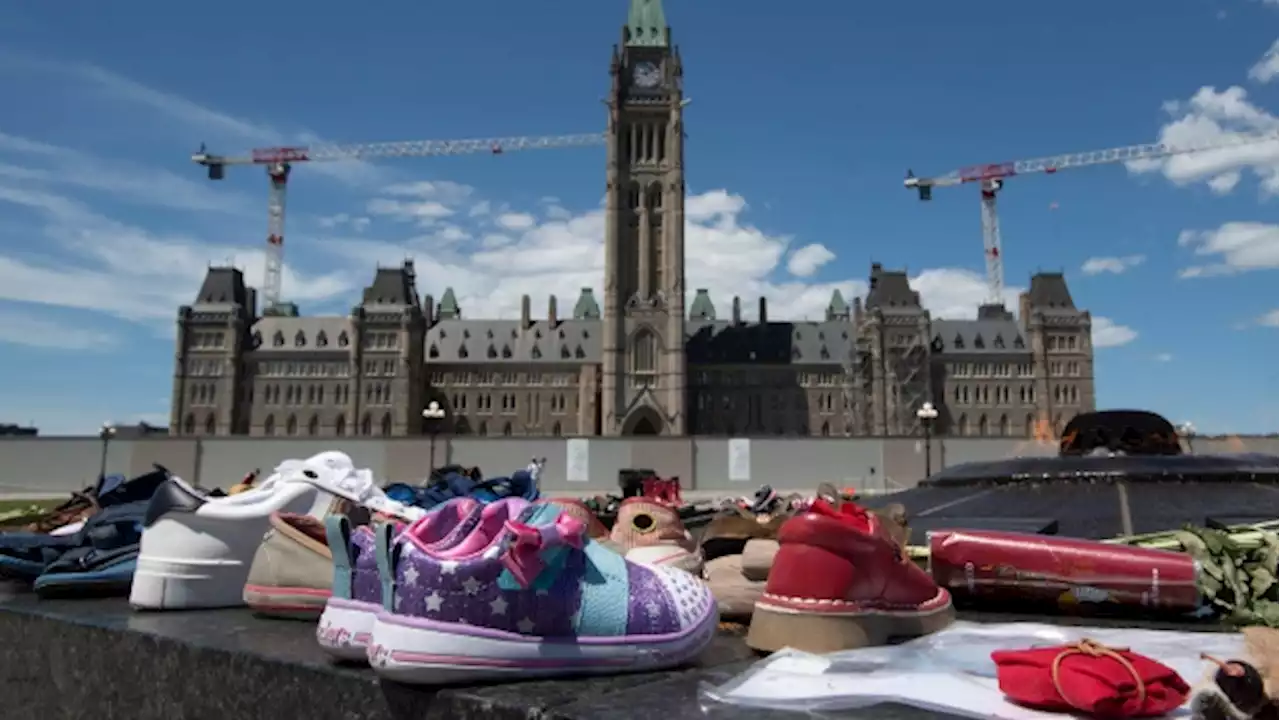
(316, 213, 371, 232)
(0, 132, 250, 215)
(0, 185, 352, 323)
(1250, 40, 1279, 82)
(1258, 308, 1279, 327)
(786, 243, 836, 277)
(0, 55, 390, 189)
(1177, 221, 1279, 277)
(320, 187, 868, 323)
(0, 309, 118, 351)
(1092, 317, 1139, 348)
(319, 185, 1054, 326)
(1081, 254, 1146, 275)
(1154, 352, 1174, 363)
(1126, 86, 1279, 196)
(495, 212, 537, 231)
(910, 268, 1023, 319)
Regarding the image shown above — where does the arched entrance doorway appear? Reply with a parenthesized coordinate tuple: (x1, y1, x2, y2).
(622, 406, 664, 436)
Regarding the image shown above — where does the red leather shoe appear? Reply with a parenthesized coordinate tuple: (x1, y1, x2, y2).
(746, 498, 955, 653)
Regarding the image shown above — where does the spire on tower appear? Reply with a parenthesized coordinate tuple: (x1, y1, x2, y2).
(625, 0, 668, 48)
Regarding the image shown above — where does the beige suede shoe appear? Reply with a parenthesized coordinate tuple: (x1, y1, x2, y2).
(243, 512, 334, 619)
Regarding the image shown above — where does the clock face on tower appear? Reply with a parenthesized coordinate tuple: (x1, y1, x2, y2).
(632, 61, 661, 89)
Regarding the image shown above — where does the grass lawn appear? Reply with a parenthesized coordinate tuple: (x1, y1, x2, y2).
(0, 498, 64, 514)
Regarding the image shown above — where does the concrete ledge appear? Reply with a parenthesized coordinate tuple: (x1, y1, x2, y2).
(0, 583, 1229, 720)
(0, 584, 763, 720)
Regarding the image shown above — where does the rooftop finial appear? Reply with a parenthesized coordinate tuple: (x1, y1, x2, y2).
(625, 0, 668, 48)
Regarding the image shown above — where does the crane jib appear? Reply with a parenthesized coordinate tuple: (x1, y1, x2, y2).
(252, 147, 311, 164)
(959, 162, 1019, 183)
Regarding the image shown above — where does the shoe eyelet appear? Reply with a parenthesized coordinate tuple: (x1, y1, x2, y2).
(631, 512, 657, 534)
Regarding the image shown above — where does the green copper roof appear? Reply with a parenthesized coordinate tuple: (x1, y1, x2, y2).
(689, 289, 715, 320)
(625, 0, 668, 48)
(826, 289, 850, 319)
(573, 288, 601, 320)
(438, 287, 460, 318)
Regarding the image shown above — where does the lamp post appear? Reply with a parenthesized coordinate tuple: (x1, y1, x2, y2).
(422, 401, 447, 472)
(97, 422, 116, 481)
(916, 402, 939, 478)
(1178, 421, 1196, 454)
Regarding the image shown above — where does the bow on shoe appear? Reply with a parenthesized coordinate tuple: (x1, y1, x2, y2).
(501, 513, 586, 588)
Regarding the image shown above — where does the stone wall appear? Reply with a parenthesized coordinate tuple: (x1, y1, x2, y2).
(0, 435, 1274, 497)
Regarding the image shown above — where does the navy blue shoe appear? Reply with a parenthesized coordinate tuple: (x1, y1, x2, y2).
(0, 467, 168, 582)
(33, 500, 148, 598)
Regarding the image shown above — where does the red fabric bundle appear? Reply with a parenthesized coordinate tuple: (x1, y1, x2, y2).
(991, 639, 1191, 718)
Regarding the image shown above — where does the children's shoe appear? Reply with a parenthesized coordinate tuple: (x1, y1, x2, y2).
(610, 497, 702, 574)
(366, 502, 717, 684)
(316, 497, 480, 662)
(746, 498, 953, 654)
(242, 512, 334, 619)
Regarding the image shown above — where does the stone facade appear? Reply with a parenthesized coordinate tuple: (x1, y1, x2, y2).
(169, 2, 1096, 440)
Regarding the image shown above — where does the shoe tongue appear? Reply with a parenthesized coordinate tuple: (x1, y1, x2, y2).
(96, 474, 125, 497)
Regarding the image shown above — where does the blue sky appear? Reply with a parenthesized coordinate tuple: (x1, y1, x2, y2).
(0, 0, 1276, 435)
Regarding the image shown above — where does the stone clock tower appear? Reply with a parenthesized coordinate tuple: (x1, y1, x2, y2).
(600, 0, 688, 436)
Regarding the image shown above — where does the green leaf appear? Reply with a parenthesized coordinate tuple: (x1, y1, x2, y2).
(1249, 567, 1275, 598)
(1203, 555, 1225, 580)
(1177, 529, 1209, 555)
(1201, 574, 1223, 598)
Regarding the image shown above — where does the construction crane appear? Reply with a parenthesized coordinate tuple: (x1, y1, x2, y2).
(903, 131, 1280, 305)
(192, 133, 608, 313)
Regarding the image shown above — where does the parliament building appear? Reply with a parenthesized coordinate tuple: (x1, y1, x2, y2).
(169, 0, 1097, 439)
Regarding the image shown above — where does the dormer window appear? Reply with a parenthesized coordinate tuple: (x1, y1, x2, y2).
(819, 345, 830, 360)
(561, 346, 571, 359)
(501, 345, 512, 359)
(954, 333, 965, 350)
(531, 345, 542, 359)
(428, 344, 439, 359)
(1013, 336, 1025, 349)
(458, 344, 469, 359)
(575, 345, 586, 359)
(316, 331, 328, 347)
(294, 330, 306, 347)
(487, 344, 497, 359)
(337, 331, 350, 347)
(273, 331, 285, 347)
(973, 334, 985, 349)
(993, 334, 1005, 349)
(252, 331, 263, 348)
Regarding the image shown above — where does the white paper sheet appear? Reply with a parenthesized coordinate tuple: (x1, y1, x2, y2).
(728, 438, 751, 482)
(703, 620, 1238, 720)
(564, 438, 589, 483)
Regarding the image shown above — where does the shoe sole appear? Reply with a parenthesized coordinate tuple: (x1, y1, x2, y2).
(130, 555, 252, 610)
(244, 584, 330, 620)
(366, 599, 719, 684)
(745, 590, 956, 653)
(317, 597, 381, 663)
(33, 559, 138, 598)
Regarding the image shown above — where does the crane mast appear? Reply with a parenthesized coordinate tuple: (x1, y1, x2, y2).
(904, 131, 1279, 305)
(193, 132, 608, 313)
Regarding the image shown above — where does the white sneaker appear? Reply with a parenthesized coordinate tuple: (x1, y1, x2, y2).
(130, 452, 420, 610)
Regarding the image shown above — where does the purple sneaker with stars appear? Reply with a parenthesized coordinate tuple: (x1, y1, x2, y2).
(317, 497, 481, 662)
(366, 500, 719, 684)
